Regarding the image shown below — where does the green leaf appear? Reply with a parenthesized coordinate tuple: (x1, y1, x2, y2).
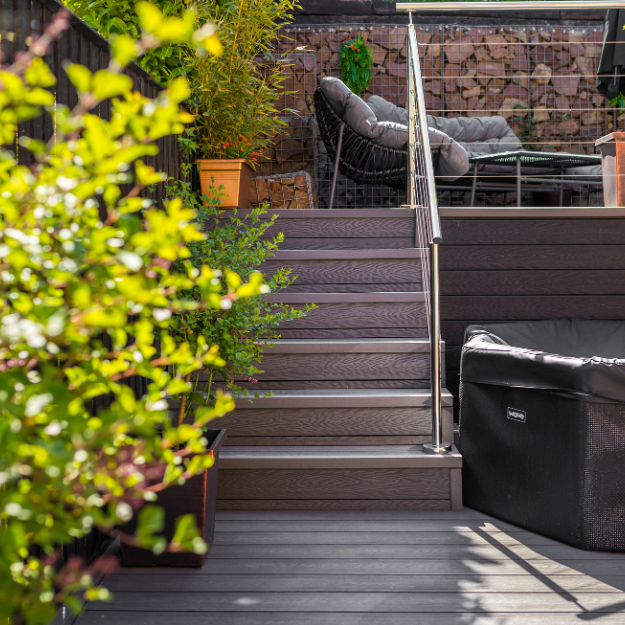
(112, 34, 140, 68)
(91, 70, 133, 100)
(65, 63, 92, 93)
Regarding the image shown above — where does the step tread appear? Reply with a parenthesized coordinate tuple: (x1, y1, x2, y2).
(220, 444, 462, 469)
(266, 292, 424, 304)
(274, 249, 423, 260)
(262, 338, 437, 353)
(234, 388, 453, 408)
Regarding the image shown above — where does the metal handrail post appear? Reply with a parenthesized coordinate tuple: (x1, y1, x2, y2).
(407, 23, 415, 209)
(423, 242, 450, 455)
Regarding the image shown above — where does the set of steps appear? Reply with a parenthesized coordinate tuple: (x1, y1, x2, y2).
(216, 209, 462, 510)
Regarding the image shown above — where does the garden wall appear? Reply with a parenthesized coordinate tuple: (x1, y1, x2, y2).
(263, 19, 617, 207)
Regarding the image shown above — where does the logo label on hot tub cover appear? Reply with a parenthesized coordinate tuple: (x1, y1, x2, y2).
(507, 407, 526, 423)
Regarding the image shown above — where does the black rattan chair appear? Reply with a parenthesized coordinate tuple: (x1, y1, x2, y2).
(314, 87, 408, 208)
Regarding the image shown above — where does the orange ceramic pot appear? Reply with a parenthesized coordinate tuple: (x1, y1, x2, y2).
(196, 158, 253, 208)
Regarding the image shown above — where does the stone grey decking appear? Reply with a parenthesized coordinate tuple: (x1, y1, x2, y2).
(75, 508, 625, 624)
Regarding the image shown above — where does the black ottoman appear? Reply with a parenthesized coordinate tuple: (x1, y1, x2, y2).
(459, 319, 625, 551)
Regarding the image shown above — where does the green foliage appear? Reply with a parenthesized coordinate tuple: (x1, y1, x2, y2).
(340, 34, 373, 96)
(61, 0, 222, 86)
(62, 0, 300, 162)
(179, 0, 300, 161)
(165, 173, 310, 424)
(0, 6, 261, 624)
(610, 93, 625, 110)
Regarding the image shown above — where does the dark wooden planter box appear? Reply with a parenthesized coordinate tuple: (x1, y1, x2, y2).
(120, 429, 226, 567)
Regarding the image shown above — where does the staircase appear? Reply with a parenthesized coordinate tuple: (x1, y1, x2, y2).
(215, 208, 462, 511)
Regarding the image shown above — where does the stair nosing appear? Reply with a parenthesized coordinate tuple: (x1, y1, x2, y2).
(261, 338, 435, 354)
(220, 444, 462, 470)
(234, 388, 453, 409)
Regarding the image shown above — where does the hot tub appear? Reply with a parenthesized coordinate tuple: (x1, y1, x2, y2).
(459, 319, 625, 551)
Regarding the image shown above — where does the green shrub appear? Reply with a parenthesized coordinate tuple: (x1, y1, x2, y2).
(165, 174, 310, 424)
(0, 5, 261, 623)
(61, 0, 300, 162)
(340, 34, 373, 96)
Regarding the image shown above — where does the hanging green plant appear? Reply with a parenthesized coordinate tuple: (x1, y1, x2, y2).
(340, 33, 373, 96)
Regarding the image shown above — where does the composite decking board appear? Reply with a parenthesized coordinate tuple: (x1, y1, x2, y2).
(73, 613, 625, 625)
(110, 557, 625, 576)
(232, 380, 432, 390)
(219, 445, 462, 469)
(264, 259, 421, 287)
(266, 292, 424, 303)
(83, 591, 625, 612)
(272, 249, 423, 260)
(234, 352, 430, 381)
(439, 245, 625, 271)
(160, 544, 625, 561)
(277, 238, 416, 250)
(268, 302, 427, 329)
(441, 270, 625, 296)
(217, 407, 445, 435)
(261, 338, 433, 354)
(223, 436, 436, 446)
(102, 573, 625, 592)
(275, 328, 427, 339)
(216, 500, 453, 511)
(217, 468, 450, 500)
(207, 531, 566, 547)
(440, 296, 625, 321)
(231, 388, 454, 408)
(283, 282, 419, 293)
(72, 613, 625, 625)
(441, 218, 625, 245)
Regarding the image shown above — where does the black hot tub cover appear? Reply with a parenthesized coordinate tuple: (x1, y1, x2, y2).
(462, 319, 625, 403)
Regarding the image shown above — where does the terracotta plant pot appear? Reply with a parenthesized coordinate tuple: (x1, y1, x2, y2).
(120, 429, 226, 567)
(196, 158, 253, 208)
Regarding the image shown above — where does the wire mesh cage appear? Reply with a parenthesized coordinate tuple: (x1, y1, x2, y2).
(263, 22, 614, 208)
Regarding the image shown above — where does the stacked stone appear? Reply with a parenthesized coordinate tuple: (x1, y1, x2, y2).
(249, 171, 314, 209)
(275, 25, 611, 157)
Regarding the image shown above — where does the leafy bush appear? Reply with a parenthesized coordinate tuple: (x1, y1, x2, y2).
(62, 0, 300, 162)
(0, 5, 262, 624)
(181, 0, 300, 160)
(165, 174, 309, 424)
(61, 0, 221, 86)
(340, 34, 373, 96)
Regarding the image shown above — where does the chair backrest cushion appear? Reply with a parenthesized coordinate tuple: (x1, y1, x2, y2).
(320, 77, 408, 149)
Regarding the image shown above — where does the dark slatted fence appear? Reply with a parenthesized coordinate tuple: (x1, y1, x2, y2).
(0, 0, 181, 206)
(1, 0, 183, 565)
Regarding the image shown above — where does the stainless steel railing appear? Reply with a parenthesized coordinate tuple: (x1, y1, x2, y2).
(405, 13, 450, 455)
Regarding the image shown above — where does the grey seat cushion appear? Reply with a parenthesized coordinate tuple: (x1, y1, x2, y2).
(321, 78, 469, 180)
(320, 77, 408, 149)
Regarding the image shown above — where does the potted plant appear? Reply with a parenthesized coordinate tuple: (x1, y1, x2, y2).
(0, 4, 265, 621)
(183, 0, 300, 206)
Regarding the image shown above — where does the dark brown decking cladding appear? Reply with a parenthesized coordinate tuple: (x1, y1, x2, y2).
(74, 508, 625, 624)
(440, 207, 625, 419)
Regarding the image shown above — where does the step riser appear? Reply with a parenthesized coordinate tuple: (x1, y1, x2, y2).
(234, 352, 430, 382)
(263, 258, 421, 293)
(218, 468, 450, 500)
(273, 302, 427, 334)
(218, 406, 454, 445)
(223, 210, 416, 250)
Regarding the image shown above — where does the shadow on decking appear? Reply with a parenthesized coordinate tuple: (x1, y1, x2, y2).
(67, 508, 625, 625)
